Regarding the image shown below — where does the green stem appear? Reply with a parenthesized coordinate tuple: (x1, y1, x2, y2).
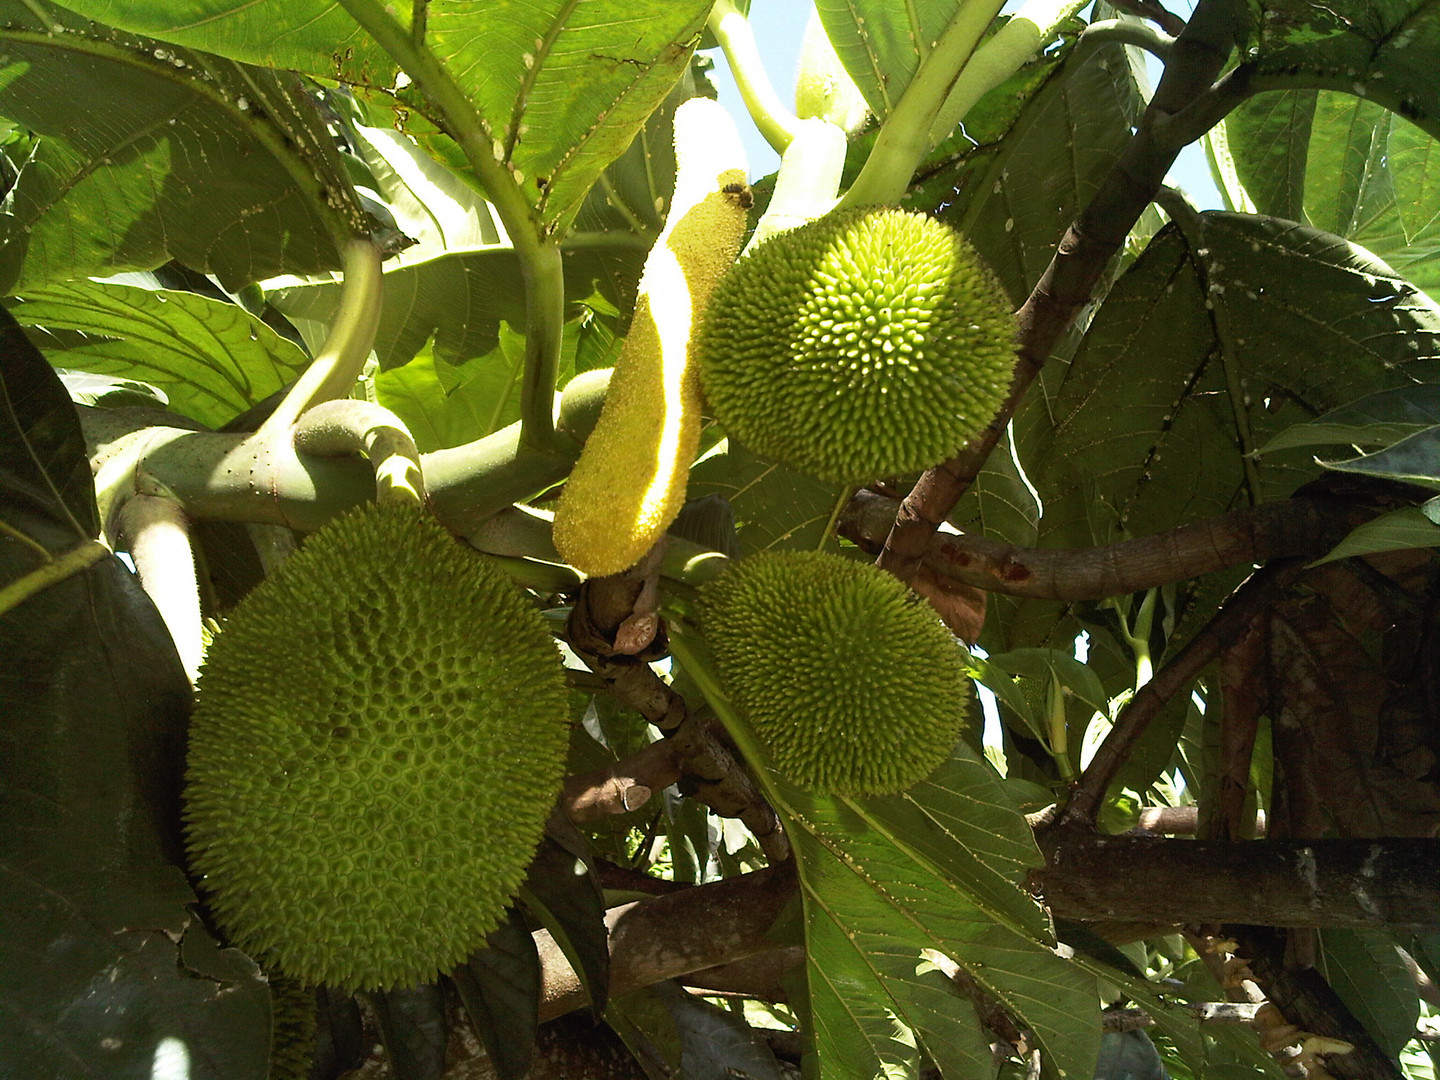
(337, 0, 567, 454)
(0, 519, 51, 563)
(708, 0, 800, 154)
(1132, 588, 1156, 687)
(840, 0, 1007, 208)
(1047, 669, 1076, 781)
(1078, 18, 1174, 61)
(817, 485, 854, 551)
(744, 117, 847, 253)
(926, 0, 1090, 148)
(292, 399, 425, 509)
(258, 236, 383, 440)
(116, 494, 203, 682)
(0, 539, 110, 617)
(518, 243, 567, 454)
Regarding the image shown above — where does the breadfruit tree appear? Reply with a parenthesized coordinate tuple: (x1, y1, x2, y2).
(2, 0, 1439, 1078)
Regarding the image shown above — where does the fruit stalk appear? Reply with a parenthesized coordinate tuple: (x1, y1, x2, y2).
(258, 236, 383, 441)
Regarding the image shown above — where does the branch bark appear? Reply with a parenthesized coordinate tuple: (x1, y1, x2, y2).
(845, 491, 1355, 601)
(532, 838, 1440, 1023)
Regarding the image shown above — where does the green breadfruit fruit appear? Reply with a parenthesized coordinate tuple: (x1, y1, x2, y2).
(185, 502, 571, 990)
(267, 976, 317, 1080)
(701, 550, 970, 795)
(697, 207, 1017, 483)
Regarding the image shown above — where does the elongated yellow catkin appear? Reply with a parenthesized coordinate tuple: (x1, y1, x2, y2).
(553, 97, 750, 576)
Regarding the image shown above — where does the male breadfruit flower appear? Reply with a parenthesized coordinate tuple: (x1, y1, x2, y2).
(701, 550, 970, 795)
(184, 502, 570, 990)
(552, 96, 750, 576)
(697, 207, 1017, 483)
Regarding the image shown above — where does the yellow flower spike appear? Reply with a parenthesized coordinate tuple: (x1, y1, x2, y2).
(553, 97, 750, 577)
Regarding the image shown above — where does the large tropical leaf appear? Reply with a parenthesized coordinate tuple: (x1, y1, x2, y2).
(814, 0, 991, 119)
(0, 2, 350, 290)
(1243, 0, 1440, 140)
(1223, 89, 1440, 294)
(1019, 213, 1440, 556)
(41, 0, 392, 84)
(673, 630, 1101, 1080)
(9, 280, 310, 429)
(1, 306, 270, 1079)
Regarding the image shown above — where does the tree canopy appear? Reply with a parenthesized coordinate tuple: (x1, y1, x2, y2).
(1, 0, 1438, 1078)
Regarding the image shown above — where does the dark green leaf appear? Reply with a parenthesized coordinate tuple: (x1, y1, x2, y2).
(2, 321, 269, 1078)
(1318, 929, 1419, 1060)
(368, 983, 448, 1080)
(1225, 89, 1440, 294)
(1246, 0, 1440, 139)
(935, 39, 1145, 303)
(1095, 1030, 1167, 1080)
(0, 306, 96, 547)
(10, 281, 311, 429)
(1022, 213, 1440, 557)
(313, 987, 366, 1080)
(687, 437, 846, 556)
(649, 980, 785, 1080)
(1257, 421, 1431, 453)
(449, 909, 541, 1080)
(1309, 506, 1440, 564)
(520, 836, 610, 1016)
(0, 3, 343, 289)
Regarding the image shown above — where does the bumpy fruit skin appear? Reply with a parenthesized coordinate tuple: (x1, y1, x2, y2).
(267, 977, 317, 1080)
(552, 96, 749, 576)
(184, 502, 570, 990)
(701, 551, 969, 795)
(697, 208, 1017, 483)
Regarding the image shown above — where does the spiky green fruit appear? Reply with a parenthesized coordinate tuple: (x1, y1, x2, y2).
(267, 977, 317, 1080)
(185, 502, 570, 990)
(697, 208, 1017, 483)
(701, 551, 969, 795)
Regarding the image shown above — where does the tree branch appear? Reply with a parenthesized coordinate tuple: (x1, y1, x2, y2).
(1234, 926, 1407, 1080)
(844, 491, 1356, 601)
(536, 864, 797, 1021)
(1034, 837, 1440, 931)
(1057, 559, 1311, 828)
(529, 838, 1440, 1025)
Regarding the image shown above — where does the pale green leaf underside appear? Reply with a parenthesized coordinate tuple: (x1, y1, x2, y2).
(43, 0, 393, 85)
(1225, 89, 1440, 295)
(1022, 214, 1440, 553)
(770, 753, 1100, 1080)
(0, 3, 340, 290)
(814, 0, 962, 117)
(10, 281, 309, 428)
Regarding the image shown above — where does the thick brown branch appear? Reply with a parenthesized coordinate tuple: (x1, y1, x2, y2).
(536, 864, 797, 1021)
(877, 0, 1249, 584)
(1058, 560, 1310, 828)
(532, 839, 1440, 1026)
(1035, 837, 1440, 931)
(846, 492, 1353, 600)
